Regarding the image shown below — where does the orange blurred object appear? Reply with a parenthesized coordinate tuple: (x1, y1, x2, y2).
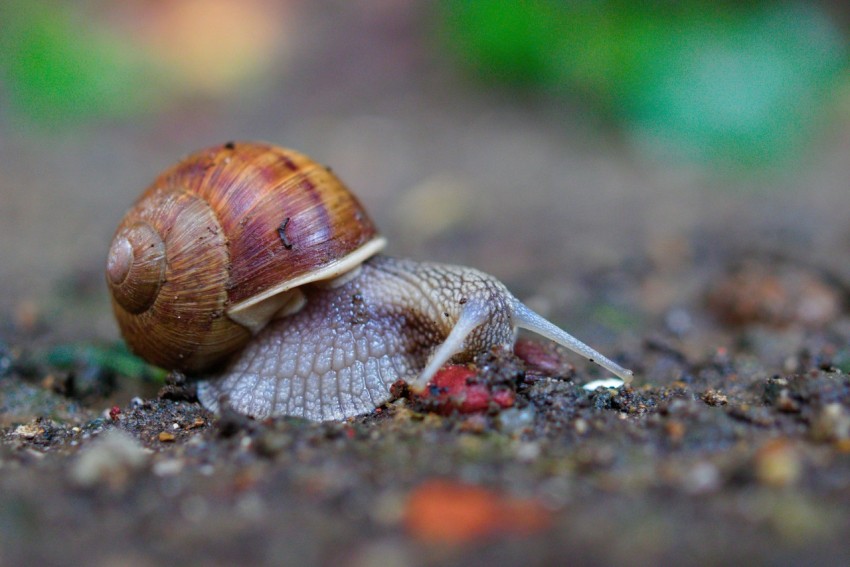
(115, 0, 292, 96)
(404, 479, 551, 544)
(706, 263, 841, 329)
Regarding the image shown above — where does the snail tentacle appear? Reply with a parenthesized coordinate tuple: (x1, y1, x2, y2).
(511, 301, 633, 382)
(409, 301, 490, 391)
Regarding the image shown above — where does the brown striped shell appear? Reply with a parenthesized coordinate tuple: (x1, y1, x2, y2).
(106, 142, 385, 372)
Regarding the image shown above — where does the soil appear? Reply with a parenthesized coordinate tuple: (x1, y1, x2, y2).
(3, 4, 850, 566)
(4, 256, 850, 567)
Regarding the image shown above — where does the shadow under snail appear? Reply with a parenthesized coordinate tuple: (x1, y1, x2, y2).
(106, 141, 633, 421)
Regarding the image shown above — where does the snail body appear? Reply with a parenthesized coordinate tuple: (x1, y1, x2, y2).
(108, 142, 632, 421)
(197, 255, 516, 420)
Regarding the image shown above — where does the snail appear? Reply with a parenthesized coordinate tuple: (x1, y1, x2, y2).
(107, 141, 633, 421)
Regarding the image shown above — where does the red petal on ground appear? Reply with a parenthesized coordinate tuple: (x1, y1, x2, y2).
(491, 389, 516, 408)
(514, 337, 570, 374)
(416, 365, 514, 414)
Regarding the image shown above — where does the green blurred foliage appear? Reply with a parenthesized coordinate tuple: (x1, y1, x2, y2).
(0, 0, 162, 126)
(436, 0, 848, 168)
(437, 1, 567, 88)
(46, 343, 167, 383)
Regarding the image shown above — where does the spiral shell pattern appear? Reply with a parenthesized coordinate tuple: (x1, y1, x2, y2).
(106, 142, 383, 372)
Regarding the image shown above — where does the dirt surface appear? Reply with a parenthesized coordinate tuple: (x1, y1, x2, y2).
(4, 3, 850, 566)
(4, 256, 850, 566)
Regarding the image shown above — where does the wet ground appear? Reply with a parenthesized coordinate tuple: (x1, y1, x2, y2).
(4, 252, 850, 566)
(4, 3, 850, 566)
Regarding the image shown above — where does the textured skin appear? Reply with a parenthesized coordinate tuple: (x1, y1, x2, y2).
(197, 255, 518, 421)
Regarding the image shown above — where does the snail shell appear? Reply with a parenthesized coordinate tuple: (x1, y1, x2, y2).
(106, 142, 385, 372)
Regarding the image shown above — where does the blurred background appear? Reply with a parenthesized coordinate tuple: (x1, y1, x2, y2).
(1, 0, 849, 351)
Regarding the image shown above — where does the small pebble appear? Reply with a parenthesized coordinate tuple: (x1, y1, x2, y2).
(682, 461, 721, 494)
(809, 403, 850, 442)
(12, 423, 44, 439)
(70, 430, 149, 488)
(256, 432, 290, 457)
(152, 458, 184, 477)
(665, 420, 686, 444)
(515, 441, 541, 462)
(158, 432, 176, 443)
(664, 307, 694, 336)
(496, 407, 536, 434)
(754, 439, 802, 487)
(573, 418, 589, 435)
(583, 378, 625, 391)
(701, 389, 728, 406)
